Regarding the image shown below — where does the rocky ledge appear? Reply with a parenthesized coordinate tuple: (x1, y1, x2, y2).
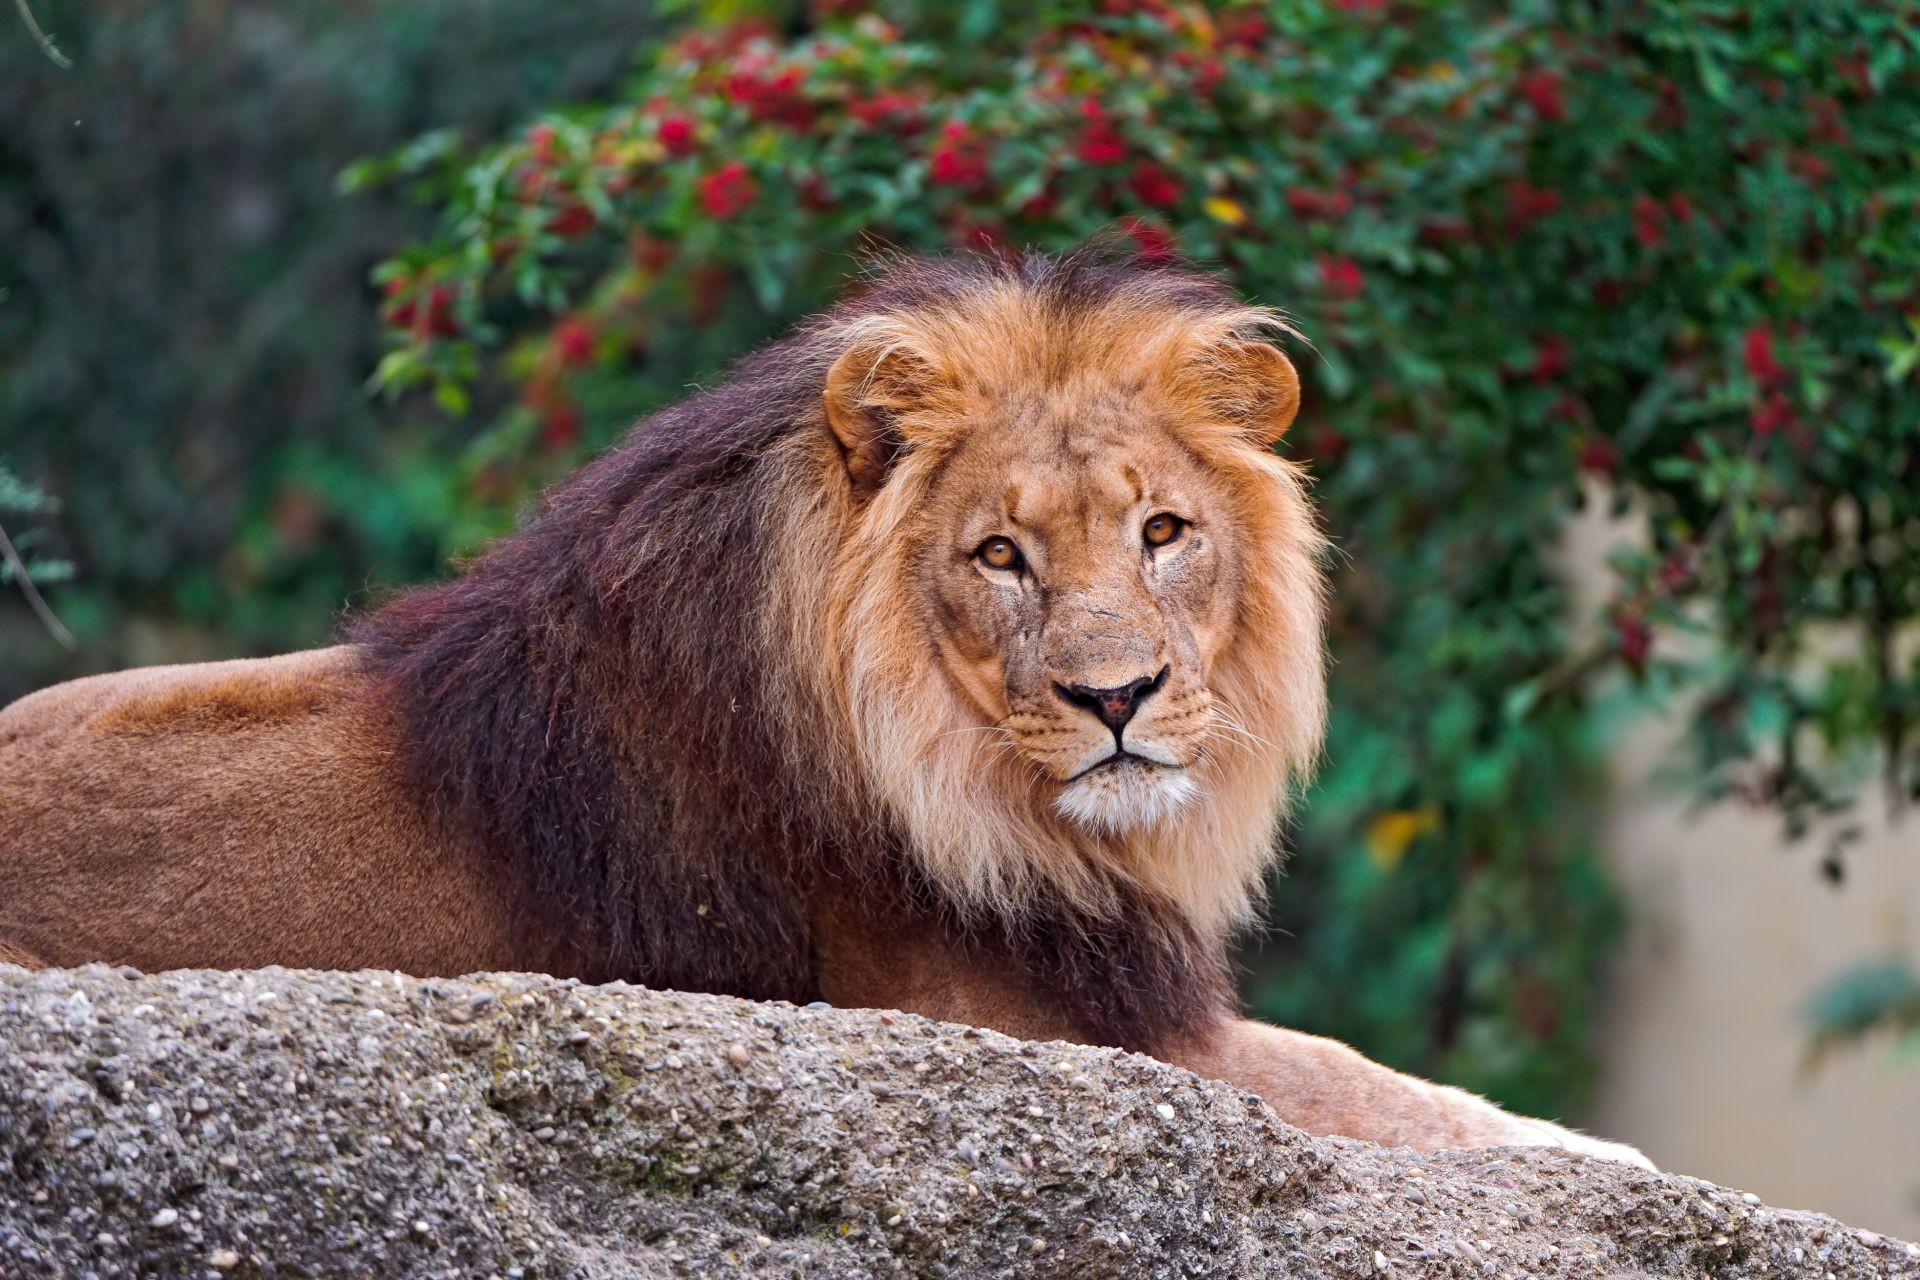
(1, 965, 1913, 1278)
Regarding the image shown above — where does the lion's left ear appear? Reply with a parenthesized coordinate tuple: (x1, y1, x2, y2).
(1205, 341, 1301, 449)
(823, 340, 941, 497)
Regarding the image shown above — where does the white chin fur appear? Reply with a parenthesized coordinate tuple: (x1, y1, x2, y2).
(1054, 764, 1199, 834)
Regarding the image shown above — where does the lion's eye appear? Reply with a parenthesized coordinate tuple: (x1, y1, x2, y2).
(1143, 513, 1186, 547)
(976, 536, 1024, 572)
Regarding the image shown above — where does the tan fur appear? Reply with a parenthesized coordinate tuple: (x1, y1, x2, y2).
(0, 263, 1647, 1166)
(0, 650, 569, 977)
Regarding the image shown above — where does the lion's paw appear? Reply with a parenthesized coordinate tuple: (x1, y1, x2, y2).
(1509, 1116, 1657, 1170)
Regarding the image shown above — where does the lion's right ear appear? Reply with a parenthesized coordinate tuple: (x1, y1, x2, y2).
(823, 342, 938, 497)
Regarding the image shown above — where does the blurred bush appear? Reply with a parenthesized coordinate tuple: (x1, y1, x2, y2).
(6, 0, 1917, 1119)
(351, 0, 1918, 1117)
(0, 0, 663, 695)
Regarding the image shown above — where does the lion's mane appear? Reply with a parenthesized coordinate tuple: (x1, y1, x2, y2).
(352, 248, 1325, 1052)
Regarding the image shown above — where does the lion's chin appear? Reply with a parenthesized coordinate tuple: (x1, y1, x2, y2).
(1053, 760, 1199, 835)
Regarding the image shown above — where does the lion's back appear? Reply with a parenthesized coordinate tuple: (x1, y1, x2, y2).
(0, 647, 542, 975)
(1, 646, 359, 743)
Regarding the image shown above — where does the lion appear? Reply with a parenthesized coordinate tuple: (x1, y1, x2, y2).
(0, 248, 1646, 1164)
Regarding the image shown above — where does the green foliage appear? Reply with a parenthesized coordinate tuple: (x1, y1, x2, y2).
(1805, 957, 1920, 1067)
(0, 0, 664, 696)
(352, 0, 1920, 1117)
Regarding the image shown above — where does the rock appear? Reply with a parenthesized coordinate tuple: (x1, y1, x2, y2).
(0, 964, 1912, 1279)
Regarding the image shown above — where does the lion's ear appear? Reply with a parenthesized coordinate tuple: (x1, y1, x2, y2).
(1208, 341, 1302, 449)
(823, 341, 938, 497)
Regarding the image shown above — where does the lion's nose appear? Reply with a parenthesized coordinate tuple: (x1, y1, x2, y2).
(1055, 667, 1169, 739)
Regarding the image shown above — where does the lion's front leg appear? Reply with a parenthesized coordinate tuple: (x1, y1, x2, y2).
(1171, 1018, 1654, 1168)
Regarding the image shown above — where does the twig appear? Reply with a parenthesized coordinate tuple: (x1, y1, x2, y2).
(13, 0, 70, 69)
(0, 519, 75, 650)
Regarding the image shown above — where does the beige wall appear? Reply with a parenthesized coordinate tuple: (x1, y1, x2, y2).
(1591, 734, 1920, 1237)
(1568, 496, 1920, 1237)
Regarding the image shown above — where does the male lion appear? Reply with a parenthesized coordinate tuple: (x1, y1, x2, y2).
(0, 250, 1645, 1164)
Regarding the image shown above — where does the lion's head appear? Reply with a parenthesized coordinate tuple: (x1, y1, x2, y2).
(773, 252, 1327, 940)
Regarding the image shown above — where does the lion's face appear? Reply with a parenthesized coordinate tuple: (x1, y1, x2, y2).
(807, 265, 1326, 929)
(911, 392, 1242, 833)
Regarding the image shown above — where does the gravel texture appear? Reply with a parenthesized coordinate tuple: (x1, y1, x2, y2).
(1, 964, 1914, 1278)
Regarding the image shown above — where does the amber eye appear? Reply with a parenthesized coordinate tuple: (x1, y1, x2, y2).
(1143, 513, 1186, 547)
(976, 536, 1024, 572)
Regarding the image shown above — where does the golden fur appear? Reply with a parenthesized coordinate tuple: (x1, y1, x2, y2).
(0, 249, 1646, 1165)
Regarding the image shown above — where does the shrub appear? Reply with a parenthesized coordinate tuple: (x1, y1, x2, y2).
(360, 0, 1919, 1116)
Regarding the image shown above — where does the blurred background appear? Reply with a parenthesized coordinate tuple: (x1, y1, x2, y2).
(3, 0, 1916, 1234)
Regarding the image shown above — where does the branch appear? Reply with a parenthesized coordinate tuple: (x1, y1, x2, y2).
(0, 519, 75, 649)
(13, 0, 70, 69)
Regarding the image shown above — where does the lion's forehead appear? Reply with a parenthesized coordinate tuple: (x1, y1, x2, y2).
(947, 419, 1218, 538)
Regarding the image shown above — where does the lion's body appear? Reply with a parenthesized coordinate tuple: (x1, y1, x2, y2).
(0, 250, 1648, 1165)
(0, 648, 560, 976)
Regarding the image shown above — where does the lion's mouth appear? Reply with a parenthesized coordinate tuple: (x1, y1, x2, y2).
(1066, 750, 1179, 783)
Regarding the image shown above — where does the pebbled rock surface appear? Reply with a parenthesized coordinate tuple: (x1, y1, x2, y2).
(1, 966, 1914, 1279)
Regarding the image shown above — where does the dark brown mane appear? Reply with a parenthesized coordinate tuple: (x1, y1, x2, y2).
(350, 246, 1244, 1051)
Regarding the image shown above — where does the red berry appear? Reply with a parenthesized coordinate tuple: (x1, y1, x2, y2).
(1219, 10, 1268, 47)
(1075, 100, 1127, 166)
(422, 286, 459, 338)
(1127, 161, 1181, 208)
(1286, 187, 1354, 221)
(1418, 216, 1474, 245)
(1191, 57, 1225, 96)
(697, 162, 758, 219)
(528, 124, 557, 166)
(1743, 324, 1783, 386)
(1793, 151, 1833, 184)
(1503, 178, 1562, 233)
(547, 200, 596, 240)
(1518, 69, 1566, 122)
(929, 124, 989, 189)
(383, 285, 460, 338)
(1317, 255, 1364, 301)
(658, 115, 697, 158)
(1529, 334, 1570, 383)
(1577, 437, 1621, 476)
(849, 91, 926, 134)
(541, 398, 582, 450)
(631, 233, 674, 273)
(553, 317, 594, 367)
(1750, 390, 1795, 437)
(1658, 553, 1694, 594)
(1119, 216, 1177, 264)
(1632, 194, 1665, 249)
(1614, 613, 1652, 670)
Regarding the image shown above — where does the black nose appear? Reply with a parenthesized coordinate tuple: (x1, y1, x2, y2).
(1055, 667, 1169, 739)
